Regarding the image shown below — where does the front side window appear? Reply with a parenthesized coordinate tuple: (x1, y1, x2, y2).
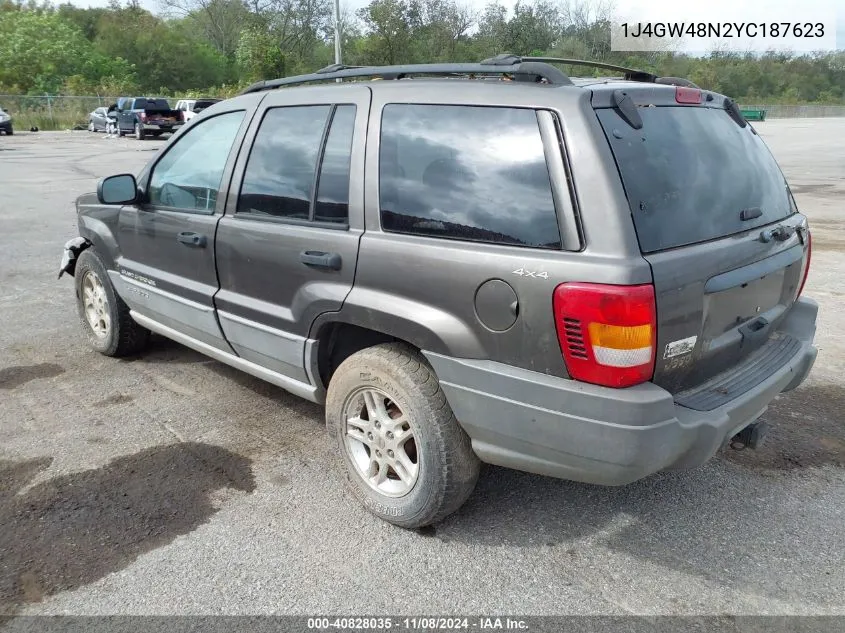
(379, 104, 561, 249)
(148, 110, 244, 213)
(238, 104, 356, 224)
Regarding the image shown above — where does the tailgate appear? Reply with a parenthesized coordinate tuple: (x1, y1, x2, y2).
(596, 96, 811, 395)
(644, 219, 808, 394)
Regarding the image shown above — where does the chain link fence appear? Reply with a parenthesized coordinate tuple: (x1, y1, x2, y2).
(0, 95, 172, 131)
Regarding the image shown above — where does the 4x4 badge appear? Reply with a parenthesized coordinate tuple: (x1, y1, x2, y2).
(512, 267, 548, 279)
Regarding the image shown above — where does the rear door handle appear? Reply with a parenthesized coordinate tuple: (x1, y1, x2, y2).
(300, 251, 341, 270)
(177, 231, 207, 248)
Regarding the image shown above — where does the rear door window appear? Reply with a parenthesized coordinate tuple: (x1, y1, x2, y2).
(379, 104, 561, 249)
(597, 106, 794, 253)
(237, 104, 356, 225)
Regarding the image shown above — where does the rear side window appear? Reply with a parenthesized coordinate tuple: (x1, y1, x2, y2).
(597, 106, 793, 253)
(379, 104, 561, 249)
(238, 104, 355, 224)
(315, 105, 355, 223)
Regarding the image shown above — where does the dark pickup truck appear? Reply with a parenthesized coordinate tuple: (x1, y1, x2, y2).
(112, 97, 184, 140)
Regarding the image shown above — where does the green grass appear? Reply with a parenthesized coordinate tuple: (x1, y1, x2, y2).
(2, 98, 109, 131)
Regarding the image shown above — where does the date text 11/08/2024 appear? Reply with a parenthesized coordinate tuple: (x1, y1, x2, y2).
(307, 617, 529, 630)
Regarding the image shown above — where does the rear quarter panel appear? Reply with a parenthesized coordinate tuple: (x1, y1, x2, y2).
(339, 82, 650, 378)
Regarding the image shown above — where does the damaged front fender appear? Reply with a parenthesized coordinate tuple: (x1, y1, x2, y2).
(58, 237, 92, 279)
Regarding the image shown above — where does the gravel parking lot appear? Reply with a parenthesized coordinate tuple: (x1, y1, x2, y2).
(1, 120, 844, 616)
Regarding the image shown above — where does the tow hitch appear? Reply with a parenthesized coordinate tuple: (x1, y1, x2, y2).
(730, 421, 768, 451)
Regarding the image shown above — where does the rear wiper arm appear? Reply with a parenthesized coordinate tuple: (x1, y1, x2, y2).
(759, 224, 795, 243)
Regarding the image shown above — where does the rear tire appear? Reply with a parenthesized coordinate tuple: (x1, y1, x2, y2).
(326, 343, 480, 528)
(74, 250, 151, 357)
(134, 122, 145, 140)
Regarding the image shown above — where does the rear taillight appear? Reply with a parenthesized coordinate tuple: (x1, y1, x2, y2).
(798, 230, 812, 297)
(553, 283, 657, 388)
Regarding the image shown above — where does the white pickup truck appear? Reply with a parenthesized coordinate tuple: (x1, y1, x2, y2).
(175, 98, 222, 122)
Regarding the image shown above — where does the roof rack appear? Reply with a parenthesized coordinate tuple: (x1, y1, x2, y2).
(240, 54, 698, 95)
(482, 54, 658, 83)
(240, 59, 573, 94)
(486, 55, 702, 88)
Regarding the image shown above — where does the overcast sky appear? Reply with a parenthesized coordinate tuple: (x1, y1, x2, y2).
(66, 0, 843, 53)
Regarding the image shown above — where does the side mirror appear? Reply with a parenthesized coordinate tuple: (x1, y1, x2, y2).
(98, 174, 138, 205)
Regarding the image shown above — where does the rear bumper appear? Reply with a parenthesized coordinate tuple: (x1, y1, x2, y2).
(424, 297, 818, 486)
(143, 122, 182, 132)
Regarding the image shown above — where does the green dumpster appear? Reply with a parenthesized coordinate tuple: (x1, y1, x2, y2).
(740, 108, 767, 121)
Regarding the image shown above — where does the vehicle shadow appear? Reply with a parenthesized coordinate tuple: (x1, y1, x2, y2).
(437, 382, 845, 604)
(0, 442, 255, 614)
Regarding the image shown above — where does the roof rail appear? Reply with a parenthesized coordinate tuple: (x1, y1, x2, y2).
(240, 60, 573, 94)
(485, 54, 701, 88)
(485, 55, 658, 82)
(239, 54, 699, 95)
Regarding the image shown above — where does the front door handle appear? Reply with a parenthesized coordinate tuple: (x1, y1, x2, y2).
(177, 231, 207, 247)
(300, 251, 341, 270)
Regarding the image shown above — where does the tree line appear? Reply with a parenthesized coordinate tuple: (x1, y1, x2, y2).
(1, 0, 844, 103)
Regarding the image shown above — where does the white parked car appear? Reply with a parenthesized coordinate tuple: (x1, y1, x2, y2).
(175, 98, 222, 122)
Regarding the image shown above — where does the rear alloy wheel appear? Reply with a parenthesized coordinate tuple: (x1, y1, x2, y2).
(134, 122, 145, 140)
(326, 343, 480, 528)
(344, 387, 420, 498)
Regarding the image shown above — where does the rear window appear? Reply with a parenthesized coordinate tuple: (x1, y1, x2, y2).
(194, 100, 218, 111)
(597, 106, 793, 253)
(379, 104, 561, 249)
(136, 98, 171, 111)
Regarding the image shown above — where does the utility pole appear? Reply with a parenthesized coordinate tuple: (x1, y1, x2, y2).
(333, 0, 342, 65)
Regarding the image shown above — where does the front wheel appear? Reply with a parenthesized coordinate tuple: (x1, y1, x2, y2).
(74, 250, 151, 357)
(326, 343, 480, 528)
(88, 120, 95, 132)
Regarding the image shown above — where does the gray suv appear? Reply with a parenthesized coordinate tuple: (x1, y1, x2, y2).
(59, 56, 817, 528)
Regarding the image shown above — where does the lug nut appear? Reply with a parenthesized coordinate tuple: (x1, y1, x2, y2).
(386, 431, 394, 439)
(367, 432, 374, 440)
(387, 450, 394, 458)
(374, 421, 381, 429)
(375, 450, 382, 457)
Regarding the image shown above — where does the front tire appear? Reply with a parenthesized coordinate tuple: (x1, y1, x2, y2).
(326, 343, 480, 528)
(74, 250, 151, 357)
(88, 120, 95, 132)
